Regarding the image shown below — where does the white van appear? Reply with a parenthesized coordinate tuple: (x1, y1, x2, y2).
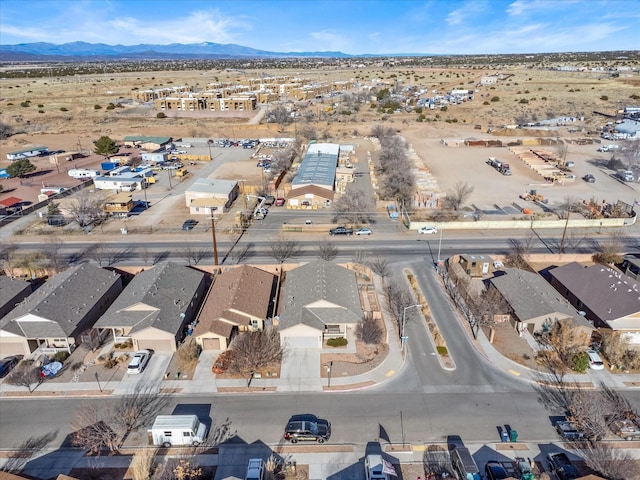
(148, 415, 208, 447)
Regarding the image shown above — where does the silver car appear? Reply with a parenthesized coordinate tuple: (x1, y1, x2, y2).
(127, 349, 151, 374)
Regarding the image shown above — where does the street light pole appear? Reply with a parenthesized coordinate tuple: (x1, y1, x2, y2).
(94, 372, 103, 393)
(401, 304, 422, 354)
(437, 227, 443, 266)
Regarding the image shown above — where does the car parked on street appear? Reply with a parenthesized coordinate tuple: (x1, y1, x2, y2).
(284, 414, 331, 443)
(127, 350, 151, 374)
(182, 219, 198, 231)
(355, 228, 373, 235)
(555, 420, 584, 440)
(329, 226, 353, 236)
(275, 197, 286, 206)
(583, 174, 596, 183)
(418, 226, 438, 234)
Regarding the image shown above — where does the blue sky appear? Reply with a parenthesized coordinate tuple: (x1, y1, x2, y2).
(1, 0, 638, 54)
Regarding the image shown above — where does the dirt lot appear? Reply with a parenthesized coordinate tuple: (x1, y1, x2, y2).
(2, 64, 639, 218)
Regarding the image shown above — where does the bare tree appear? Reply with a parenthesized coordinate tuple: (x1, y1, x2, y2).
(66, 191, 105, 227)
(442, 182, 474, 211)
(556, 142, 569, 165)
(228, 327, 284, 379)
(504, 236, 536, 270)
(117, 388, 169, 443)
(270, 105, 293, 132)
(384, 278, 415, 335)
(0, 242, 19, 277)
(71, 403, 120, 454)
(45, 236, 65, 274)
(575, 441, 639, 480)
(231, 243, 252, 264)
(537, 320, 590, 376)
(356, 317, 383, 344)
(470, 286, 510, 328)
(179, 247, 208, 266)
(1, 431, 58, 473)
(5, 362, 41, 394)
(367, 256, 390, 279)
(269, 234, 301, 264)
(592, 230, 626, 265)
(333, 190, 375, 224)
(318, 242, 338, 261)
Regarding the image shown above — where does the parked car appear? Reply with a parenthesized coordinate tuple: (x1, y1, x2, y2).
(547, 452, 579, 480)
(485, 461, 509, 480)
(355, 228, 373, 235)
(583, 174, 596, 183)
(127, 350, 151, 374)
(586, 349, 604, 370)
(245, 458, 265, 480)
(555, 420, 584, 440)
(264, 195, 275, 206)
(329, 226, 354, 236)
(0, 356, 20, 378)
(182, 219, 198, 231)
(275, 197, 286, 206)
(418, 226, 438, 234)
(284, 414, 331, 443)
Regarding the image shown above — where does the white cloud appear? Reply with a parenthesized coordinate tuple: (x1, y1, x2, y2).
(446, 8, 466, 26)
(308, 31, 351, 52)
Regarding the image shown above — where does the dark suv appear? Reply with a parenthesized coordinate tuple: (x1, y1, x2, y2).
(329, 226, 353, 236)
(284, 415, 331, 443)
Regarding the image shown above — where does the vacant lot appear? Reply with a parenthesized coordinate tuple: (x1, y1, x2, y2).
(1, 63, 638, 221)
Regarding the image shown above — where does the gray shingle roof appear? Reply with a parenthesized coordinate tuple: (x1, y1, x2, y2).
(95, 262, 205, 335)
(0, 276, 32, 317)
(278, 260, 363, 331)
(548, 262, 640, 322)
(0, 264, 122, 338)
(490, 268, 587, 325)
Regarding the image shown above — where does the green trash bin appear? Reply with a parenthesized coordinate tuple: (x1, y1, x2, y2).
(510, 429, 518, 442)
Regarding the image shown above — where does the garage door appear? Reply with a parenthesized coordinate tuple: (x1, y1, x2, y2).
(136, 339, 174, 352)
(284, 335, 321, 348)
(202, 338, 221, 350)
(0, 342, 27, 357)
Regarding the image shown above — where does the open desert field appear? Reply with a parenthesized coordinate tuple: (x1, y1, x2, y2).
(1, 61, 639, 215)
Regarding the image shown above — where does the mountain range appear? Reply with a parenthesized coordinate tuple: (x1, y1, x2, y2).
(0, 41, 355, 60)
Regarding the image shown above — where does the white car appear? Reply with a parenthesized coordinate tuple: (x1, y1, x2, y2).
(127, 349, 151, 374)
(418, 226, 438, 234)
(586, 349, 604, 370)
(355, 228, 373, 235)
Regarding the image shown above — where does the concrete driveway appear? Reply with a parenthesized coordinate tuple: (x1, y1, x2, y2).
(278, 348, 322, 392)
(112, 351, 172, 394)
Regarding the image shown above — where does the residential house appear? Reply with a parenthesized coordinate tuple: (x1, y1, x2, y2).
(489, 268, 592, 336)
(122, 136, 172, 151)
(193, 266, 276, 350)
(548, 262, 640, 344)
(459, 254, 495, 278)
(0, 277, 32, 327)
(6, 146, 48, 161)
(103, 192, 134, 217)
(0, 264, 123, 357)
(278, 260, 363, 348)
(185, 178, 239, 215)
(0, 197, 23, 215)
(94, 262, 208, 352)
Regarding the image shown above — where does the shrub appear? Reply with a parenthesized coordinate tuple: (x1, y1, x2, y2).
(436, 346, 448, 356)
(483, 101, 490, 105)
(600, 95, 608, 101)
(572, 351, 589, 373)
(326, 337, 348, 347)
(491, 96, 500, 102)
(52, 351, 69, 363)
(156, 112, 166, 119)
(356, 317, 383, 344)
(177, 338, 201, 371)
(94, 104, 102, 110)
(20, 101, 30, 107)
(71, 362, 83, 371)
(60, 107, 68, 112)
(519, 98, 529, 104)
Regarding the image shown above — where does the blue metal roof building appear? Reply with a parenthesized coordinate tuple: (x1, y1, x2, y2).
(292, 143, 340, 190)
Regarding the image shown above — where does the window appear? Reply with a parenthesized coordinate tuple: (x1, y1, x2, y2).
(183, 431, 192, 437)
(164, 431, 172, 437)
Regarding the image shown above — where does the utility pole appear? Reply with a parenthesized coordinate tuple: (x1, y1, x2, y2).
(210, 210, 219, 266)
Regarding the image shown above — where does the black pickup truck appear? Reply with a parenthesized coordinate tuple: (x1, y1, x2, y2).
(329, 226, 353, 236)
(547, 452, 579, 480)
